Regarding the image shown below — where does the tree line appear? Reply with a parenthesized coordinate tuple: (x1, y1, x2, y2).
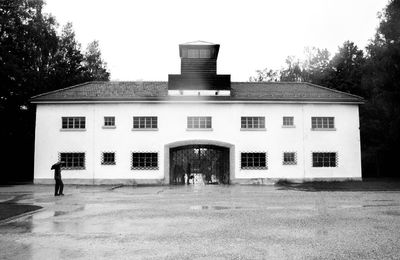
(249, 0, 400, 177)
(0, 0, 109, 183)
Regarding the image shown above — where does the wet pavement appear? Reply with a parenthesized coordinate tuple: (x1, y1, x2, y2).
(1, 184, 400, 259)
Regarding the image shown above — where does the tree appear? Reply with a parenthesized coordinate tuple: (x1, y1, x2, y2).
(49, 22, 86, 90)
(323, 41, 365, 96)
(82, 40, 110, 81)
(301, 47, 330, 84)
(0, 1, 110, 183)
(0, 0, 59, 183)
(249, 67, 279, 82)
(361, 0, 400, 177)
(279, 56, 303, 82)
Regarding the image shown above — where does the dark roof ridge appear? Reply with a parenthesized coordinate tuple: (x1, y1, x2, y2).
(231, 81, 364, 101)
(30, 80, 170, 101)
(304, 82, 364, 101)
(30, 81, 93, 100)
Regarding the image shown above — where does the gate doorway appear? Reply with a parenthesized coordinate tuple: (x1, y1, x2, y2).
(170, 145, 230, 185)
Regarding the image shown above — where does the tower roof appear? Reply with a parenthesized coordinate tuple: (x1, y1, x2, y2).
(181, 40, 217, 45)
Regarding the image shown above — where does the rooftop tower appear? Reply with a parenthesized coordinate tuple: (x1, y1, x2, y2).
(168, 41, 231, 94)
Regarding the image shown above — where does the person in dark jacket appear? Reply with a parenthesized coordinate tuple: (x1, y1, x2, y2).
(51, 161, 64, 196)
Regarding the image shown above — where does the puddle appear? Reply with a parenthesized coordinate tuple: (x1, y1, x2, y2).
(370, 200, 394, 202)
(190, 205, 242, 210)
(385, 210, 400, 216)
(54, 211, 68, 217)
(363, 203, 400, 208)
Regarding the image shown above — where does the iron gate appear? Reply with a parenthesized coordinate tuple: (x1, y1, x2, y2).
(170, 145, 230, 185)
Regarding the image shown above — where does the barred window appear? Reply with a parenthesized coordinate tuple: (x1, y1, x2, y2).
(132, 153, 158, 169)
(133, 117, 157, 129)
(60, 153, 85, 169)
(312, 152, 337, 167)
(187, 117, 212, 129)
(283, 152, 297, 165)
(104, 117, 115, 127)
(311, 117, 335, 129)
(101, 152, 115, 165)
(241, 117, 265, 129)
(241, 153, 267, 169)
(283, 117, 294, 126)
(62, 117, 85, 129)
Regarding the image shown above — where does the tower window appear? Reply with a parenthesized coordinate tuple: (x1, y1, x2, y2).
(187, 49, 211, 58)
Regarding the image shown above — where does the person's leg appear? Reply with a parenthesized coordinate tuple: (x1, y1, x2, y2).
(55, 180, 60, 196)
(59, 180, 64, 195)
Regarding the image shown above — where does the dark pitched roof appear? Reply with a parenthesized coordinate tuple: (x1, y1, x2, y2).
(30, 81, 363, 103)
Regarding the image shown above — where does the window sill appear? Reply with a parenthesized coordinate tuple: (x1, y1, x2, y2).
(282, 125, 295, 128)
(240, 167, 268, 170)
(311, 128, 336, 131)
(131, 167, 159, 170)
(240, 128, 266, 131)
(101, 163, 116, 165)
(61, 167, 86, 170)
(186, 128, 213, 131)
(102, 126, 116, 129)
(283, 163, 297, 166)
(312, 166, 338, 168)
(60, 129, 86, 132)
(131, 128, 159, 131)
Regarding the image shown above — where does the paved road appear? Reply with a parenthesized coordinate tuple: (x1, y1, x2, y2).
(1, 184, 400, 259)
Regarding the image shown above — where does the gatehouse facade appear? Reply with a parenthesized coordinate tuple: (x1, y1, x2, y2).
(31, 41, 363, 184)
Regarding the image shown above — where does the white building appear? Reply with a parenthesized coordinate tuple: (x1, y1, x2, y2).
(31, 41, 363, 185)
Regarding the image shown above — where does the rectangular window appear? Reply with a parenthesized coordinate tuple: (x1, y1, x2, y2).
(283, 152, 297, 165)
(60, 153, 85, 169)
(188, 49, 199, 58)
(187, 117, 212, 129)
(62, 117, 85, 129)
(241, 152, 267, 169)
(199, 49, 211, 58)
(104, 117, 115, 127)
(101, 152, 115, 165)
(312, 152, 337, 167)
(132, 153, 158, 170)
(133, 117, 157, 129)
(241, 117, 265, 129)
(311, 117, 335, 129)
(283, 116, 294, 127)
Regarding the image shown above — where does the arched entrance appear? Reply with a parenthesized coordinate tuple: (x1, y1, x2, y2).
(170, 145, 230, 185)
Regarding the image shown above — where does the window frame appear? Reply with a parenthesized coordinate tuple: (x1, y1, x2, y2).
(240, 152, 267, 170)
(311, 117, 335, 130)
(241, 117, 266, 130)
(131, 152, 159, 170)
(282, 116, 295, 128)
(283, 152, 297, 165)
(132, 116, 158, 130)
(61, 117, 86, 130)
(103, 116, 116, 128)
(59, 152, 85, 170)
(101, 152, 116, 165)
(187, 116, 212, 130)
(312, 152, 338, 167)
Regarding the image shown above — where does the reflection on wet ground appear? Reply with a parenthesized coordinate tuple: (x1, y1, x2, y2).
(275, 179, 400, 191)
(1, 184, 400, 259)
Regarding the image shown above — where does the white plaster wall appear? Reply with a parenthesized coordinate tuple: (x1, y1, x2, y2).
(34, 102, 362, 183)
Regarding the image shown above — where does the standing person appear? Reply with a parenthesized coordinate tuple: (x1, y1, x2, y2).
(186, 163, 192, 185)
(51, 161, 64, 196)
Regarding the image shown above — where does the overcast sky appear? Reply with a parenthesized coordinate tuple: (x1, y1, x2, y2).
(44, 0, 388, 81)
